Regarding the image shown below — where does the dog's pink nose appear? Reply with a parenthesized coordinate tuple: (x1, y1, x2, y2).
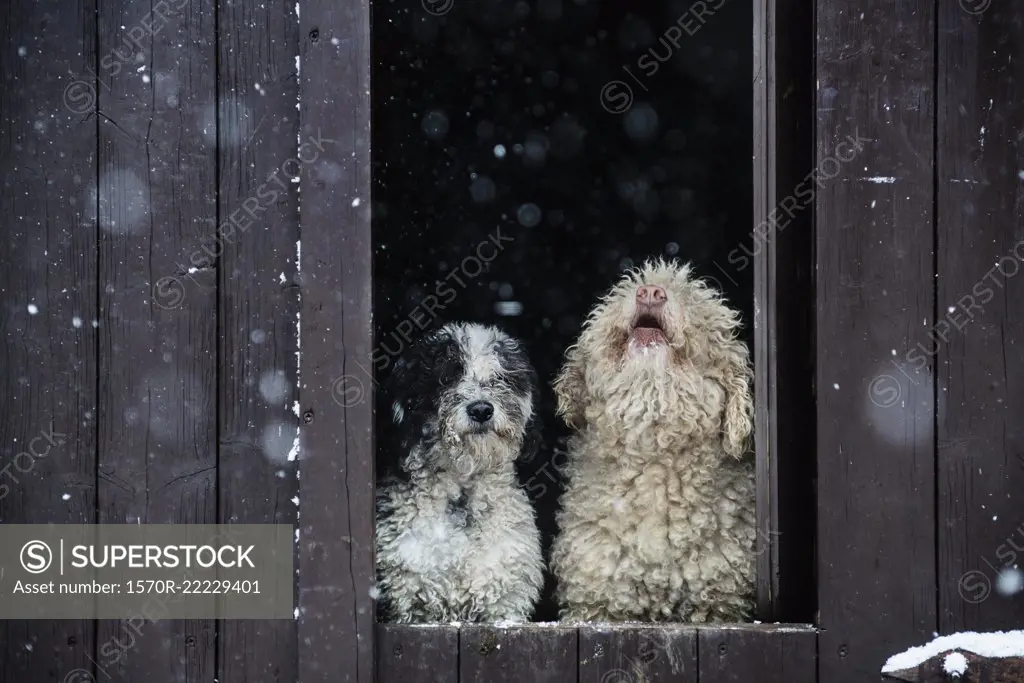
(636, 285, 666, 305)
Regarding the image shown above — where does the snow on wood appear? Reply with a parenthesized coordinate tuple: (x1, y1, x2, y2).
(943, 652, 968, 677)
(881, 630, 1024, 682)
(883, 631, 1024, 671)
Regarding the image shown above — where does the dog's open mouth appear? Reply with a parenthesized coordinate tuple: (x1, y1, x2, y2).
(628, 311, 667, 346)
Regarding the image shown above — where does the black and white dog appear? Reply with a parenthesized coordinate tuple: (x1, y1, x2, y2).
(375, 322, 544, 623)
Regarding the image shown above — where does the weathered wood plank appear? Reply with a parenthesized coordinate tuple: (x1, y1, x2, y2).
(460, 625, 577, 683)
(295, 0, 374, 681)
(376, 625, 459, 683)
(815, 0, 938, 679)
(753, 0, 817, 623)
(935, 0, 1024, 632)
(0, 0, 98, 679)
(698, 626, 816, 683)
(216, 0, 301, 680)
(95, 0, 218, 680)
(578, 624, 695, 683)
(752, 0, 772, 625)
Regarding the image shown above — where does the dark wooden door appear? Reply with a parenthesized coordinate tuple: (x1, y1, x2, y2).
(0, 0, 373, 681)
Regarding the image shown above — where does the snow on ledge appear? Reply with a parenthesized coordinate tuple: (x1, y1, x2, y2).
(943, 652, 968, 678)
(881, 630, 1024, 674)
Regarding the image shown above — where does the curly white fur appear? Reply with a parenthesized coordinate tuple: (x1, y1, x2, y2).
(550, 259, 756, 623)
(376, 323, 544, 623)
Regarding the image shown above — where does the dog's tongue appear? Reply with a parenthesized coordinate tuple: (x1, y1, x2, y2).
(630, 327, 666, 346)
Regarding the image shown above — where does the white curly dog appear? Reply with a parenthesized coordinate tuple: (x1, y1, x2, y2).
(551, 259, 756, 623)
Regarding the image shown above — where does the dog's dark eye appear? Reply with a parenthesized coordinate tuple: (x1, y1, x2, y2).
(503, 369, 533, 397)
(438, 356, 462, 386)
(433, 343, 465, 388)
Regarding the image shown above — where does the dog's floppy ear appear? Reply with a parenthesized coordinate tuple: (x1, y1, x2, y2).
(379, 350, 423, 480)
(718, 339, 754, 458)
(553, 344, 587, 430)
(380, 330, 460, 478)
(494, 335, 544, 462)
(518, 401, 543, 462)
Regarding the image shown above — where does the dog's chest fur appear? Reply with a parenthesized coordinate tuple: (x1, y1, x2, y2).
(376, 470, 543, 622)
(390, 483, 497, 574)
(556, 431, 756, 621)
(581, 452, 751, 557)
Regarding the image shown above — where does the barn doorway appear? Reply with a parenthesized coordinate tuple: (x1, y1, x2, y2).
(370, 0, 813, 623)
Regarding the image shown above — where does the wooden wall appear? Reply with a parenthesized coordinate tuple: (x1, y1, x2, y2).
(377, 624, 817, 683)
(4, 0, 1024, 681)
(816, 0, 1024, 681)
(934, 0, 1024, 636)
(0, 0, 372, 681)
(2, 0, 99, 679)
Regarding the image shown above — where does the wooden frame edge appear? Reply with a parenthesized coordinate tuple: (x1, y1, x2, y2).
(754, 0, 817, 623)
(753, 0, 773, 619)
(297, 0, 375, 681)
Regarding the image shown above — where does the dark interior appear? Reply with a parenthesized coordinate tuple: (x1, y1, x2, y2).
(372, 0, 754, 622)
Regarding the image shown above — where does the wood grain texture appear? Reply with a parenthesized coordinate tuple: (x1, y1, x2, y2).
(578, 624, 695, 683)
(216, 0, 301, 680)
(753, 0, 817, 623)
(815, 0, 938, 679)
(698, 626, 816, 683)
(752, 0, 771, 622)
(295, 0, 374, 681)
(935, 0, 1024, 633)
(376, 625, 459, 683)
(95, 0, 218, 679)
(0, 0, 98, 679)
(379, 624, 819, 683)
(460, 625, 577, 683)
